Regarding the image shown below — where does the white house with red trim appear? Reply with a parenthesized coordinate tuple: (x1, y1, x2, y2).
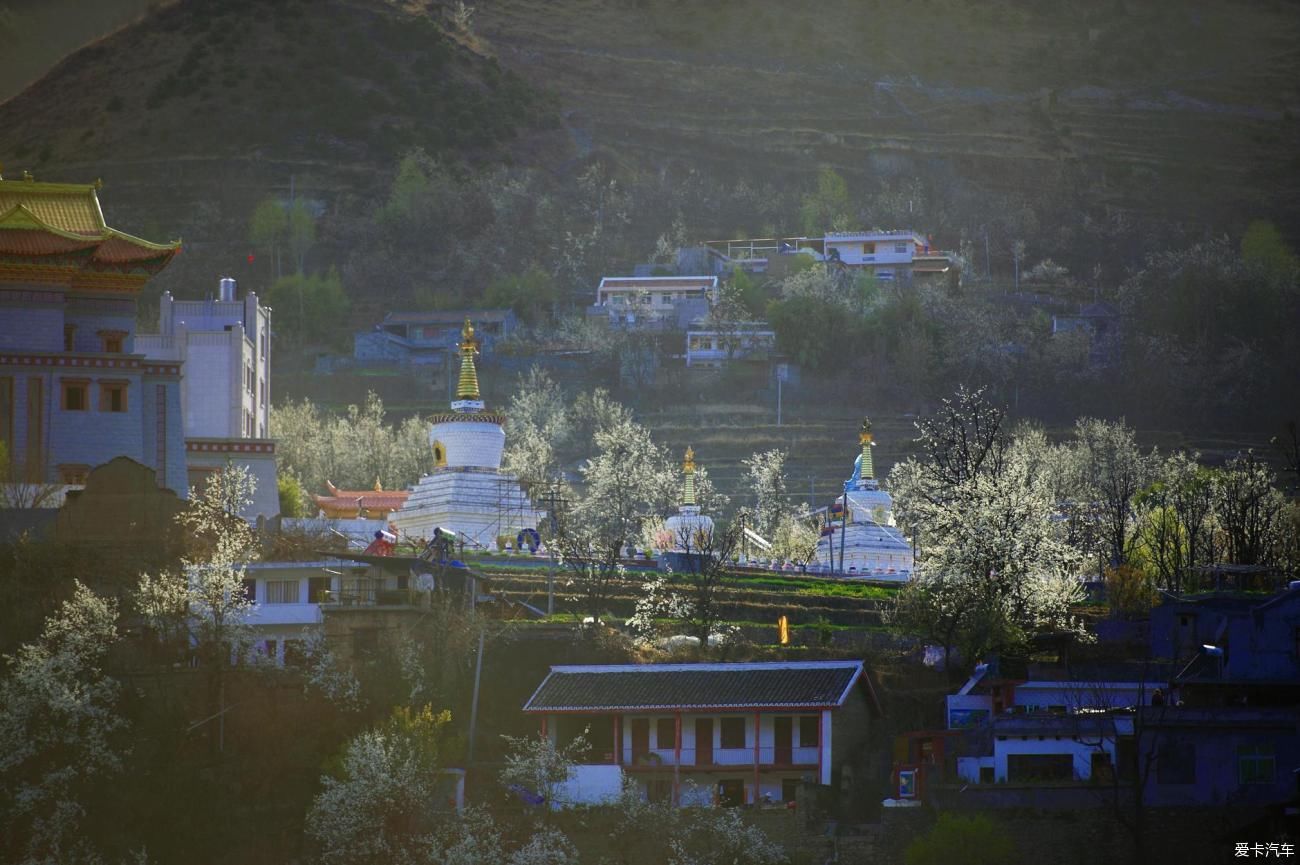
(522, 660, 880, 808)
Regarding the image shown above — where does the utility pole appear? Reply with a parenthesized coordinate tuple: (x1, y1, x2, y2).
(467, 627, 485, 762)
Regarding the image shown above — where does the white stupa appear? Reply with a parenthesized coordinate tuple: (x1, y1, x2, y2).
(663, 446, 714, 549)
(390, 319, 544, 551)
(813, 417, 914, 581)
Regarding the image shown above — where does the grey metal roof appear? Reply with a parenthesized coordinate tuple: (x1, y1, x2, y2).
(523, 661, 864, 712)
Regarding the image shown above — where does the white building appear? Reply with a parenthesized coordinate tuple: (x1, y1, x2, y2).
(684, 325, 776, 368)
(704, 232, 951, 282)
(137, 278, 278, 519)
(592, 276, 719, 327)
(239, 559, 370, 665)
(813, 418, 913, 580)
(390, 319, 544, 550)
(523, 661, 880, 808)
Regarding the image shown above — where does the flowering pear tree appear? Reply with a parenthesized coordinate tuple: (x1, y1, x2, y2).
(0, 582, 126, 865)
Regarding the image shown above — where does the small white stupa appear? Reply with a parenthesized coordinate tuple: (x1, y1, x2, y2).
(814, 417, 913, 580)
(663, 446, 714, 549)
(391, 319, 544, 550)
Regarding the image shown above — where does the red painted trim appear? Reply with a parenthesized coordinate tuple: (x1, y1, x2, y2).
(613, 716, 621, 766)
(540, 716, 547, 738)
(752, 712, 761, 804)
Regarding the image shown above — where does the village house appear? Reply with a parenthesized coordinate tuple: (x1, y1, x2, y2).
(704, 231, 952, 283)
(522, 660, 881, 808)
(684, 323, 776, 368)
(353, 308, 517, 366)
(589, 275, 719, 329)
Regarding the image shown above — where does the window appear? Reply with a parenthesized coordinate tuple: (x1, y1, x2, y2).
(265, 580, 300, 604)
(241, 579, 256, 602)
(1006, 753, 1073, 783)
(99, 331, 125, 353)
(99, 381, 128, 413)
(1238, 744, 1275, 785)
(259, 379, 267, 407)
(720, 717, 746, 749)
(61, 379, 88, 411)
(781, 778, 800, 804)
(656, 717, 676, 750)
(799, 715, 820, 748)
(308, 576, 332, 603)
(64, 324, 76, 351)
(58, 464, 90, 485)
(894, 242, 909, 253)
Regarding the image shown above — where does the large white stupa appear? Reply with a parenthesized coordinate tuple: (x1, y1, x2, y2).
(663, 447, 714, 549)
(813, 417, 913, 580)
(390, 320, 544, 550)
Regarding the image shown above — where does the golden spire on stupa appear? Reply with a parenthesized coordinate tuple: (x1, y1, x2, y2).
(682, 446, 696, 506)
(456, 318, 481, 402)
(858, 416, 874, 481)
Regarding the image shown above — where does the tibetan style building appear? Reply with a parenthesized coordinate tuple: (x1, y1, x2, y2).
(0, 172, 186, 493)
(390, 319, 543, 549)
(312, 479, 410, 520)
(813, 418, 914, 580)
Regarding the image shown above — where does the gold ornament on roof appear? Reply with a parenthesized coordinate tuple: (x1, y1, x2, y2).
(683, 446, 695, 473)
(681, 446, 697, 507)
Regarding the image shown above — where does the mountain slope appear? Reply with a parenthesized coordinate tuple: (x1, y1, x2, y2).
(477, 0, 1300, 232)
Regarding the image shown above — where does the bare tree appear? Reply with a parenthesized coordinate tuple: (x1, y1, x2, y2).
(670, 520, 742, 644)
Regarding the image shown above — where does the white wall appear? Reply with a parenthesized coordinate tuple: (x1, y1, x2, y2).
(994, 736, 1115, 783)
(555, 765, 624, 807)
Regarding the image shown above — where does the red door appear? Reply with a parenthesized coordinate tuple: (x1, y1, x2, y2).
(631, 718, 649, 763)
(695, 718, 713, 766)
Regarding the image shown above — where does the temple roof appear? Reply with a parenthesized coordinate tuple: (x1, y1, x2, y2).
(0, 176, 180, 278)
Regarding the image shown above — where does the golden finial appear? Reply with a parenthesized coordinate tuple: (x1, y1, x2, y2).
(374, 477, 383, 492)
(858, 416, 875, 481)
(94, 178, 103, 190)
(859, 416, 874, 444)
(456, 318, 481, 402)
(22, 169, 34, 182)
(681, 446, 697, 507)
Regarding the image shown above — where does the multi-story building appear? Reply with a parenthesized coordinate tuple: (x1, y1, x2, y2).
(0, 172, 186, 494)
(136, 278, 278, 518)
(590, 276, 719, 329)
(522, 660, 880, 807)
(705, 231, 952, 282)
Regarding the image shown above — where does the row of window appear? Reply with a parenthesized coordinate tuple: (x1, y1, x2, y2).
(635, 714, 820, 752)
(61, 379, 128, 413)
(1157, 741, 1276, 786)
(64, 325, 127, 354)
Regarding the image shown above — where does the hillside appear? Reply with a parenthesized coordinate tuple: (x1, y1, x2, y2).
(0, 0, 562, 295)
(477, 0, 1300, 233)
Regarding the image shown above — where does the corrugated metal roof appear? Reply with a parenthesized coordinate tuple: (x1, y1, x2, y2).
(524, 661, 863, 712)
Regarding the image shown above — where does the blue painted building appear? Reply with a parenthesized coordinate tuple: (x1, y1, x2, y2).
(353, 309, 517, 366)
(0, 173, 186, 494)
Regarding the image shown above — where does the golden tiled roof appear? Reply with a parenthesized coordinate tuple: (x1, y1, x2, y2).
(0, 176, 180, 278)
(0, 178, 105, 235)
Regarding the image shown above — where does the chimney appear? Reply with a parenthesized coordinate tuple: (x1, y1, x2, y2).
(218, 277, 237, 302)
